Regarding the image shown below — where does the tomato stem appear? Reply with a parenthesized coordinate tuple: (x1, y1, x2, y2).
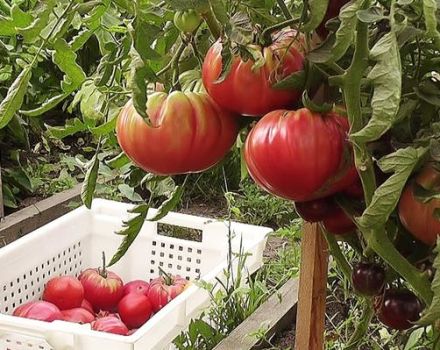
(340, 0, 433, 306)
(100, 251, 108, 279)
(201, 3, 221, 40)
(344, 300, 374, 350)
(276, 0, 293, 20)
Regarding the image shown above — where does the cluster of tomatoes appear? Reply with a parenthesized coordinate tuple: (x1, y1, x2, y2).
(12, 262, 188, 336)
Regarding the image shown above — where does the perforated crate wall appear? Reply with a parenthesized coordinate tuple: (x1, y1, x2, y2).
(1, 334, 52, 350)
(0, 241, 84, 315)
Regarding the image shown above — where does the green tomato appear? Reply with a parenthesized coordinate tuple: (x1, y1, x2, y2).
(173, 10, 202, 33)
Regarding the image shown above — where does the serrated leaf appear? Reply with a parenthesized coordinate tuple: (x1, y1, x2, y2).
(148, 186, 184, 221)
(357, 7, 386, 23)
(272, 70, 306, 90)
(215, 42, 233, 84)
(118, 184, 143, 202)
(18, 0, 56, 43)
(357, 147, 428, 229)
(107, 152, 131, 169)
(46, 118, 87, 139)
(0, 65, 32, 129)
(81, 151, 100, 209)
(417, 238, 440, 325)
(89, 117, 117, 136)
(2, 183, 17, 208)
(164, 0, 210, 12)
(304, 0, 329, 32)
(53, 38, 86, 93)
(404, 328, 425, 349)
(70, 28, 94, 52)
(351, 33, 401, 143)
(21, 92, 70, 117)
(11, 4, 33, 28)
(0, 15, 16, 36)
(108, 203, 149, 266)
(329, 0, 360, 62)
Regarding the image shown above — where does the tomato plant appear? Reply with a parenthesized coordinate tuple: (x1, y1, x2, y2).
(116, 92, 238, 176)
(118, 293, 153, 329)
(399, 165, 440, 246)
(174, 10, 202, 33)
(42, 276, 84, 310)
(244, 107, 357, 201)
(202, 29, 305, 116)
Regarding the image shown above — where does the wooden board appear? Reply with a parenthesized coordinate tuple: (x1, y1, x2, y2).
(0, 184, 82, 247)
(213, 278, 299, 350)
(294, 223, 329, 350)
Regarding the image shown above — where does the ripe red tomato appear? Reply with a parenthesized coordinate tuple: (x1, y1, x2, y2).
(81, 299, 94, 314)
(79, 268, 124, 312)
(294, 197, 336, 222)
(375, 289, 423, 330)
(118, 293, 153, 329)
(61, 308, 95, 324)
(92, 316, 129, 335)
(13, 301, 62, 322)
(398, 165, 440, 246)
(352, 262, 385, 296)
(322, 207, 356, 235)
(148, 275, 188, 312)
(316, 0, 350, 38)
(123, 280, 150, 297)
(117, 92, 238, 175)
(244, 108, 357, 201)
(202, 29, 305, 116)
(42, 276, 84, 310)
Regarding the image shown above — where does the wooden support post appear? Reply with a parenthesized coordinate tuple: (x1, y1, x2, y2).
(294, 223, 329, 350)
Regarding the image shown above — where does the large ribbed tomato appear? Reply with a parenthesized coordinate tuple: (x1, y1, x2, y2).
(244, 108, 357, 201)
(398, 165, 440, 246)
(116, 92, 238, 175)
(202, 29, 304, 116)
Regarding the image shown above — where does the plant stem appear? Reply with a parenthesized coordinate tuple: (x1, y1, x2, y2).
(101, 251, 108, 277)
(157, 42, 186, 77)
(276, 0, 293, 19)
(324, 229, 352, 281)
(341, 0, 433, 305)
(201, 4, 221, 40)
(344, 300, 374, 350)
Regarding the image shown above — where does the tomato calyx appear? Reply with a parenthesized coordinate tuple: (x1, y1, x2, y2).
(301, 91, 333, 114)
(158, 266, 174, 286)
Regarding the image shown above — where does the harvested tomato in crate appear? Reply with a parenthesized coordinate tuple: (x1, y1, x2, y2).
(0, 199, 270, 350)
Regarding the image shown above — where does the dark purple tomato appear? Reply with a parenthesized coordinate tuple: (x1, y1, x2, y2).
(376, 289, 423, 330)
(294, 197, 335, 222)
(352, 262, 385, 296)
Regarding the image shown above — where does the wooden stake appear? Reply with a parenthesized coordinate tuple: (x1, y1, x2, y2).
(294, 223, 329, 350)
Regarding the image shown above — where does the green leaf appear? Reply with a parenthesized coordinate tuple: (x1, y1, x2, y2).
(2, 183, 17, 208)
(304, 0, 329, 32)
(107, 152, 131, 169)
(70, 28, 94, 52)
(20, 92, 71, 117)
(404, 328, 425, 350)
(0, 65, 32, 129)
(272, 70, 306, 90)
(329, 0, 360, 62)
(148, 186, 184, 221)
(18, 0, 56, 43)
(164, 0, 210, 12)
(417, 238, 440, 325)
(46, 118, 87, 139)
(53, 38, 86, 93)
(89, 117, 117, 136)
(81, 151, 100, 209)
(129, 47, 156, 120)
(351, 33, 401, 143)
(118, 184, 143, 202)
(0, 15, 16, 36)
(11, 4, 33, 28)
(356, 6, 386, 23)
(108, 203, 149, 266)
(357, 147, 428, 229)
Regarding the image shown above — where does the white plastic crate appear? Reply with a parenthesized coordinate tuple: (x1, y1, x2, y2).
(0, 199, 271, 350)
